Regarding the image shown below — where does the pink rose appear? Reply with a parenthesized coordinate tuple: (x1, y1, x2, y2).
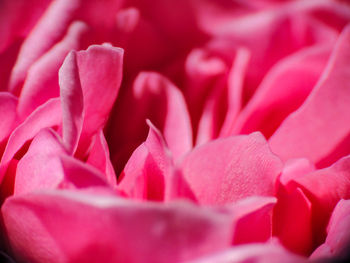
(0, 0, 350, 262)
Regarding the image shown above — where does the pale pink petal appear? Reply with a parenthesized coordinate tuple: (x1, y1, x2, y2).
(187, 242, 307, 263)
(59, 51, 84, 154)
(232, 44, 331, 138)
(269, 25, 350, 167)
(0, 98, 61, 184)
(108, 72, 192, 175)
(179, 132, 283, 205)
(8, 0, 81, 94)
(17, 21, 89, 118)
(2, 189, 235, 263)
(86, 130, 117, 187)
(75, 45, 124, 156)
(311, 199, 350, 261)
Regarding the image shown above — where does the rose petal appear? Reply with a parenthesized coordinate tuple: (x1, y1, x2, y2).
(86, 130, 117, 186)
(108, 72, 192, 175)
(8, 0, 81, 94)
(17, 21, 89, 118)
(75, 45, 124, 156)
(186, 242, 307, 263)
(0, 92, 18, 144)
(2, 189, 235, 263)
(179, 132, 283, 205)
(232, 44, 331, 139)
(311, 199, 350, 261)
(0, 98, 61, 184)
(292, 155, 350, 246)
(269, 25, 350, 167)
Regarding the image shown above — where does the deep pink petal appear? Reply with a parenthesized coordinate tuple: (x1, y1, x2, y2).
(8, 0, 81, 94)
(311, 199, 350, 261)
(0, 98, 61, 184)
(2, 189, 235, 263)
(187, 242, 307, 263)
(86, 130, 117, 187)
(0, 92, 18, 143)
(231, 196, 276, 245)
(59, 50, 84, 154)
(292, 155, 350, 246)
(75, 45, 124, 156)
(108, 72, 192, 175)
(269, 25, 350, 167)
(179, 132, 283, 205)
(17, 21, 89, 118)
(232, 44, 331, 138)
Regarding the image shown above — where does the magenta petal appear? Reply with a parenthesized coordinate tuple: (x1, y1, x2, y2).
(59, 51, 84, 154)
(179, 132, 283, 205)
(75, 45, 124, 156)
(269, 25, 350, 167)
(0, 98, 62, 184)
(86, 130, 117, 187)
(2, 190, 235, 263)
(17, 21, 89, 118)
(311, 199, 350, 260)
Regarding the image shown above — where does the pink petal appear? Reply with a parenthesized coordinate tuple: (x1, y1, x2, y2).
(292, 155, 350, 246)
(17, 21, 89, 118)
(2, 189, 235, 263)
(59, 50, 84, 154)
(86, 130, 117, 186)
(311, 199, 350, 261)
(75, 45, 124, 156)
(108, 72, 192, 175)
(8, 0, 81, 94)
(269, 25, 350, 167)
(232, 44, 331, 139)
(179, 132, 283, 205)
(0, 0, 51, 53)
(14, 128, 110, 195)
(0, 92, 18, 143)
(231, 196, 276, 245)
(0, 98, 62, 184)
(187, 242, 307, 263)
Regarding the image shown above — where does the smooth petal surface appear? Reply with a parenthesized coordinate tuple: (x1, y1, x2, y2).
(17, 21, 89, 118)
(86, 130, 117, 186)
(75, 45, 124, 156)
(0, 98, 62, 184)
(14, 129, 109, 195)
(59, 51, 84, 154)
(269, 25, 350, 167)
(2, 189, 235, 263)
(179, 132, 283, 205)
